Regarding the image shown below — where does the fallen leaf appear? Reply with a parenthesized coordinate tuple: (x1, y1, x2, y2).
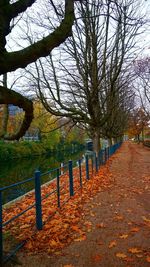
(119, 234, 128, 239)
(130, 227, 140, 232)
(2, 164, 113, 255)
(146, 256, 150, 263)
(50, 239, 59, 247)
(142, 216, 150, 227)
(96, 223, 106, 228)
(109, 240, 117, 248)
(54, 251, 62, 255)
(127, 209, 132, 213)
(116, 252, 127, 259)
(136, 254, 143, 258)
(96, 240, 103, 246)
(91, 254, 102, 262)
(74, 254, 80, 257)
(90, 212, 95, 217)
(20, 224, 30, 229)
(128, 248, 142, 254)
(25, 241, 33, 250)
(114, 215, 124, 221)
(124, 257, 134, 262)
(84, 221, 92, 226)
(71, 225, 81, 232)
(142, 216, 150, 223)
(63, 265, 74, 267)
(74, 235, 86, 242)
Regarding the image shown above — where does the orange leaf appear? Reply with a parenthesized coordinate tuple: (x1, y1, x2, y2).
(127, 209, 132, 213)
(130, 227, 140, 232)
(119, 234, 128, 239)
(146, 256, 150, 263)
(63, 265, 74, 267)
(20, 224, 30, 229)
(97, 240, 103, 246)
(71, 225, 81, 232)
(91, 254, 102, 262)
(128, 247, 142, 254)
(142, 216, 150, 227)
(25, 241, 33, 250)
(90, 212, 95, 217)
(84, 221, 92, 227)
(109, 240, 117, 248)
(96, 223, 106, 228)
(50, 239, 59, 247)
(74, 235, 86, 242)
(114, 215, 124, 221)
(142, 216, 150, 223)
(124, 257, 134, 262)
(116, 252, 127, 259)
(136, 254, 143, 258)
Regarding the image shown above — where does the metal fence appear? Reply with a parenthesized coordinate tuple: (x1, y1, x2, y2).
(143, 140, 150, 147)
(0, 142, 122, 265)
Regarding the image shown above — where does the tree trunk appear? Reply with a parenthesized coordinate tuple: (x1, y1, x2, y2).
(92, 130, 101, 156)
(141, 128, 144, 142)
(0, 74, 9, 138)
(0, 104, 9, 138)
(137, 134, 140, 143)
(114, 138, 117, 144)
(108, 138, 112, 146)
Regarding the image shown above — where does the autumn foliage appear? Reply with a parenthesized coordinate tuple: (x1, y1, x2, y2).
(3, 160, 113, 255)
(2, 142, 150, 266)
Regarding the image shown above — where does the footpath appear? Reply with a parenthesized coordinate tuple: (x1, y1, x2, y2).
(7, 141, 150, 267)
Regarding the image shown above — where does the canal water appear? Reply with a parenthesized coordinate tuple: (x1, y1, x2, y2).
(0, 148, 85, 204)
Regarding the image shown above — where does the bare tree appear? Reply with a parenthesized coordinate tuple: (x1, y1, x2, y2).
(0, 0, 76, 140)
(102, 74, 135, 144)
(25, 0, 144, 154)
(133, 57, 150, 115)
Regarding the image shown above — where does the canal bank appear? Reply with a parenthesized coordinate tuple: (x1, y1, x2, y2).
(0, 145, 85, 204)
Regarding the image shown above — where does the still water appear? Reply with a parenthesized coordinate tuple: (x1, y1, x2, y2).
(0, 148, 85, 204)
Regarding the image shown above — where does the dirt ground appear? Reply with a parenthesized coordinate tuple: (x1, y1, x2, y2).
(6, 141, 150, 267)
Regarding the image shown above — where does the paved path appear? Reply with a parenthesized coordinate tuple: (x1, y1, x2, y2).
(8, 142, 150, 267)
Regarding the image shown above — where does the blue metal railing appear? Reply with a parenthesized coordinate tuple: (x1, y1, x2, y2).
(0, 142, 122, 264)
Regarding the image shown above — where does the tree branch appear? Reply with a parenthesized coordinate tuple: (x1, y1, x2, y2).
(0, 0, 75, 74)
(0, 86, 33, 140)
(10, 0, 36, 19)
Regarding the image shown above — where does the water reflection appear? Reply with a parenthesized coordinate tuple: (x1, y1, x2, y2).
(0, 148, 85, 204)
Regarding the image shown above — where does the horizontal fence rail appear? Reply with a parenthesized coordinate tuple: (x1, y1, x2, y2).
(143, 140, 150, 148)
(0, 142, 122, 265)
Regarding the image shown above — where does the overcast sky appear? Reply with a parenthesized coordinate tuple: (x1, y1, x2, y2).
(1, 0, 150, 91)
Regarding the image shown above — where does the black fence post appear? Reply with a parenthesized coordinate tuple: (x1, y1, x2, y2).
(0, 191, 3, 266)
(99, 150, 102, 166)
(34, 170, 43, 230)
(107, 147, 110, 159)
(78, 159, 82, 188)
(69, 160, 74, 196)
(85, 155, 89, 180)
(95, 153, 98, 172)
(98, 151, 100, 168)
(105, 148, 107, 162)
(57, 169, 60, 207)
(91, 157, 94, 174)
